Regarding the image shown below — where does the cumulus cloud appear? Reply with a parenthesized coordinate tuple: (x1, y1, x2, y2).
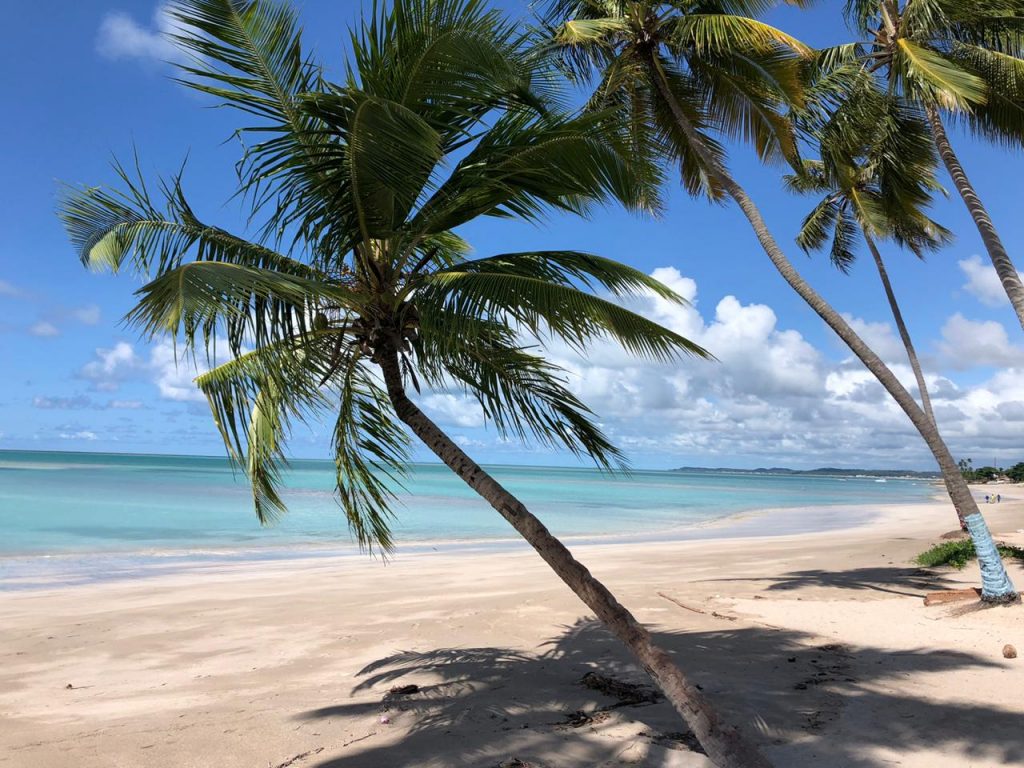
(96, 3, 180, 63)
(59, 430, 99, 441)
(79, 342, 142, 391)
(148, 340, 211, 402)
(939, 313, 1024, 369)
(840, 313, 907, 362)
(958, 255, 1020, 308)
(29, 321, 60, 337)
(71, 305, 101, 325)
(108, 399, 145, 410)
(420, 393, 486, 428)
(33, 395, 93, 410)
(77, 338, 229, 402)
(468, 267, 1024, 467)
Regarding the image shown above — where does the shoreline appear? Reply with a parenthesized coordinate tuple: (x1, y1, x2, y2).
(0, 497, 928, 592)
(3, 481, 1015, 592)
(1, 495, 1022, 767)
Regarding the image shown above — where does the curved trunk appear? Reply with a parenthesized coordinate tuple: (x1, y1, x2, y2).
(862, 234, 937, 426)
(377, 346, 773, 768)
(645, 55, 1017, 602)
(924, 104, 1024, 332)
(863, 233, 964, 528)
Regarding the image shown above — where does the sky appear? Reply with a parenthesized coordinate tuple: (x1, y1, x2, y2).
(2, 0, 1023, 471)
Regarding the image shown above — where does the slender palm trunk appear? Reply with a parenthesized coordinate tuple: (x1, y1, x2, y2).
(924, 104, 1024, 332)
(377, 346, 773, 768)
(646, 55, 1017, 602)
(862, 233, 936, 424)
(863, 232, 964, 528)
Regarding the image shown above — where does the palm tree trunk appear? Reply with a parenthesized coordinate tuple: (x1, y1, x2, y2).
(645, 55, 1017, 602)
(862, 233, 937, 424)
(377, 345, 774, 768)
(862, 232, 964, 528)
(924, 104, 1024, 332)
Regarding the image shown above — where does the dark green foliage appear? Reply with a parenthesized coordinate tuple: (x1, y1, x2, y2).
(1006, 463, 1024, 483)
(60, 0, 710, 553)
(915, 540, 1024, 570)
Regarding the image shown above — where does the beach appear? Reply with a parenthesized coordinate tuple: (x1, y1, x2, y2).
(1, 494, 1022, 767)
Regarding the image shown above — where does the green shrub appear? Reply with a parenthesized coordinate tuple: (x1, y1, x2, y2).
(915, 540, 1024, 570)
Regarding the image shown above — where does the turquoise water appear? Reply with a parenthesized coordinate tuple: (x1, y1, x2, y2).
(0, 450, 937, 561)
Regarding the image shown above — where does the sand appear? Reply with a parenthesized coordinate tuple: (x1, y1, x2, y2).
(1, 494, 1022, 768)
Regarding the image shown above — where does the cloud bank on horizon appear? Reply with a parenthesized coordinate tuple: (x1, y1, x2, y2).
(4, 2, 1023, 471)
(8, 260, 1021, 470)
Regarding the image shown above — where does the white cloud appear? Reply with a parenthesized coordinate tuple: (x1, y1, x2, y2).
(71, 305, 101, 325)
(78, 339, 230, 402)
(96, 3, 180, 63)
(108, 399, 144, 410)
(59, 431, 99, 441)
(841, 313, 906, 362)
(0, 280, 19, 297)
(79, 341, 142, 391)
(447, 266, 1024, 467)
(939, 313, 1024, 369)
(420, 393, 486, 428)
(149, 340, 210, 402)
(33, 395, 93, 410)
(958, 255, 1020, 308)
(29, 321, 60, 337)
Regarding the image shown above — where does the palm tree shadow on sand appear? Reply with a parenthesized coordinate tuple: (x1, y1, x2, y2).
(297, 615, 1021, 768)
(697, 564, 961, 598)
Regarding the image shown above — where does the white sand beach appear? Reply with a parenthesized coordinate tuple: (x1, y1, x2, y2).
(1, 496, 1022, 768)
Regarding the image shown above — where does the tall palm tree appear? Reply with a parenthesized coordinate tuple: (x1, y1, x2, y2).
(59, 0, 774, 764)
(785, 94, 948, 428)
(837, 0, 1024, 331)
(543, 0, 1018, 601)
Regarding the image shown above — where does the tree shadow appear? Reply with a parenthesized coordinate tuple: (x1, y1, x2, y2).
(697, 565, 959, 597)
(299, 617, 1019, 768)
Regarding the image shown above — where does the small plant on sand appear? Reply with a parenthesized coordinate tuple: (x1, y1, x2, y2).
(916, 540, 1024, 570)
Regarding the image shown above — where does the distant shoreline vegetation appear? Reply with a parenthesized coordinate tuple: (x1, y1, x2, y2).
(672, 466, 942, 479)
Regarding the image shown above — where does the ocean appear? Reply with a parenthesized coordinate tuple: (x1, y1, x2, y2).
(0, 450, 938, 588)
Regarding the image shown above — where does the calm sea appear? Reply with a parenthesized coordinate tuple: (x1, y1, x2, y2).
(0, 450, 937, 587)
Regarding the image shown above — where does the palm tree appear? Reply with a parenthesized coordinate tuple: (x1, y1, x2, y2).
(543, 0, 1018, 601)
(59, 0, 775, 764)
(836, 0, 1024, 331)
(785, 94, 948, 428)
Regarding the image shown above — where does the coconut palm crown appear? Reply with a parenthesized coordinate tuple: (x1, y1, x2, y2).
(825, 0, 1024, 328)
(543, 0, 1017, 602)
(540, 0, 812, 200)
(59, 0, 708, 553)
(785, 91, 951, 427)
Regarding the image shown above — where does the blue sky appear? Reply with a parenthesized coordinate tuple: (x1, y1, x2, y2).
(2, 0, 1023, 470)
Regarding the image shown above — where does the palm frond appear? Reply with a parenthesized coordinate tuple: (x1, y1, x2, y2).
(673, 14, 812, 59)
(332, 362, 410, 553)
(895, 38, 988, 110)
(127, 261, 355, 358)
(417, 268, 710, 362)
(415, 318, 625, 468)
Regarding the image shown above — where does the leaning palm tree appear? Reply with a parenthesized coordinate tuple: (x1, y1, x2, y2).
(59, 0, 774, 764)
(836, 0, 1024, 331)
(543, 0, 1018, 601)
(785, 94, 949, 428)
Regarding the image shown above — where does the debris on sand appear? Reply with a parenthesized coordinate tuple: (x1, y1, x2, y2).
(579, 671, 661, 706)
(388, 684, 420, 695)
